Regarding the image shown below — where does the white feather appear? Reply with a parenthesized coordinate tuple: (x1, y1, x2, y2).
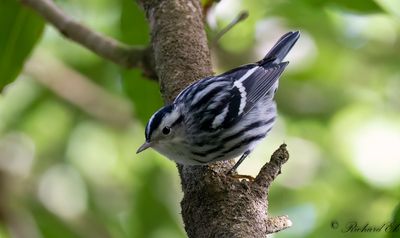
(211, 106, 229, 128)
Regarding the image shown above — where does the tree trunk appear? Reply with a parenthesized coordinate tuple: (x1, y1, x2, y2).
(139, 0, 291, 237)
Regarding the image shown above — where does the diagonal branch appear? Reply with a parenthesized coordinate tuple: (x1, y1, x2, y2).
(254, 143, 290, 188)
(24, 53, 133, 128)
(212, 10, 249, 45)
(20, 0, 156, 78)
(266, 215, 293, 234)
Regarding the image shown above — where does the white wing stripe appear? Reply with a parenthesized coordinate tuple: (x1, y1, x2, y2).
(191, 81, 226, 106)
(233, 81, 247, 115)
(211, 106, 229, 128)
(233, 66, 258, 114)
(237, 66, 258, 83)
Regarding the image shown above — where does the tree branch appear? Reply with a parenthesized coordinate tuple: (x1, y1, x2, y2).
(20, 0, 156, 78)
(139, 0, 291, 237)
(140, 0, 213, 102)
(24, 53, 133, 128)
(212, 10, 249, 45)
(254, 143, 290, 188)
(266, 215, 293, 234)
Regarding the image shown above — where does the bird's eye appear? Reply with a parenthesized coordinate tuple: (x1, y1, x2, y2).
(162, 126, 171, 135)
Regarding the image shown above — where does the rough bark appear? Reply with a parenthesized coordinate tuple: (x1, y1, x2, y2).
(140, 0, 213, 103)
(139, 0, 291, 237)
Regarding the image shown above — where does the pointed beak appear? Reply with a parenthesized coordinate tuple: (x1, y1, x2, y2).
(136, 141, 152, 154)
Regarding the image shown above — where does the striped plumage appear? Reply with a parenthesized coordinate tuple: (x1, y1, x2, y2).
(137, 31, 300, 169)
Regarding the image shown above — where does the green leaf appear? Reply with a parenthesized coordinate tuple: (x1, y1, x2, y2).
(0, 223, 9, 238)
(119, 0, 160, 124)
(120, 0, 149, 45)
(306, 0, 384, 13)
(126, 164, 186, 238)
(388, 204, 400, 238)
(122, 70, 163, 124)
(0, 0, 44, 92)
(330, 0, 383, 13)
(31, 203, 82, 238)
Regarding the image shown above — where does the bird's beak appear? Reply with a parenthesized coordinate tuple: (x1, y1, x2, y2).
(136, 141, 152, 154)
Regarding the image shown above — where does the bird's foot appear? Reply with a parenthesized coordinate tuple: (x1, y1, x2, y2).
(228, 173, 255, 181)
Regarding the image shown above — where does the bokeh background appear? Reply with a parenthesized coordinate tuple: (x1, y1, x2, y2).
(1, 0, 400, 237)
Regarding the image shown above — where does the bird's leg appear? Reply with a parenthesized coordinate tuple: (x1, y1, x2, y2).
(227, 150, 250, 175)
(227, 151, 255, 180)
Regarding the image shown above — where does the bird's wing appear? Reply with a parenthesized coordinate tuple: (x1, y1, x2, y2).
(214, 62, 288, 128)
(177, 31, 299, 130)
(175, 63, 288, 131)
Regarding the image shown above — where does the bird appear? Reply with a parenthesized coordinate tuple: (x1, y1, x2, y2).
(137, 31, 299, 172)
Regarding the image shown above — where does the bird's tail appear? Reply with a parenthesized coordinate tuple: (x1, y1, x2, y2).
(262, 31, 300, 64)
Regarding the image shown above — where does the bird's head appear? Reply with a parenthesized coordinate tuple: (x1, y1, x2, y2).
(136, 104, 184, 154)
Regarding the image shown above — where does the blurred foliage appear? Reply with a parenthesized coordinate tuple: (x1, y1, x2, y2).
(120, 0, 163, 124)
(0, 0, 44, 91)
(388, 203, 400, 238)
(1, 0, 400, 238)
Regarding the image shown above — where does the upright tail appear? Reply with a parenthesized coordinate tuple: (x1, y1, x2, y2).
(263, 31, 300, 64)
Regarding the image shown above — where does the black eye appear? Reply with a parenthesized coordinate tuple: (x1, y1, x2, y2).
(162, 126, 171, 135)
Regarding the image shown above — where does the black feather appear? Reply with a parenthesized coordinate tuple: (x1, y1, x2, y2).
(145, 104, 174, 141)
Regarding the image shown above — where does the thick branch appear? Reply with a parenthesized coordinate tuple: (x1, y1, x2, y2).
(21, 0, 156, 78)
(140, 0, 213, 102)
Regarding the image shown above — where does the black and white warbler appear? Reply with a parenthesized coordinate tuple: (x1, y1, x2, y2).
(137, 31, 300, 171)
